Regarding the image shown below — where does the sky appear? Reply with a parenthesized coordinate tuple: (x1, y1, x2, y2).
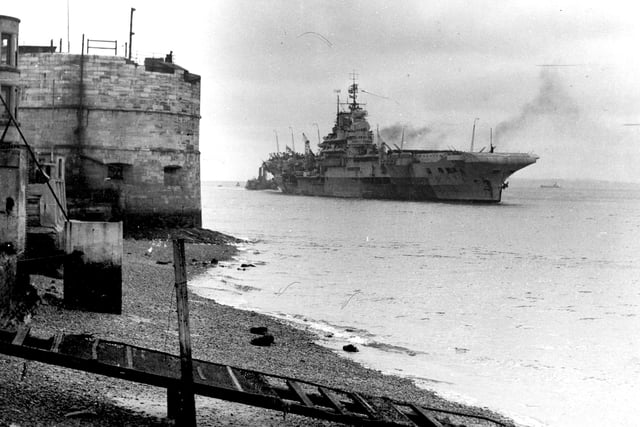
(4, 0, 640, 182)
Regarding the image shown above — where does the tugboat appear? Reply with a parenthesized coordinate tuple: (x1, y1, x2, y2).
(263, 76, 538, 202)
(245, 164, 278, 190)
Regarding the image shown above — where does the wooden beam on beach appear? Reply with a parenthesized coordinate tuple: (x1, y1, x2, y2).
(0, 326, 510, 427)
(409, 404, 444, 427)
(287, 380, 313, 407)
(171, 238, 196, 426)
(318, 387, 346, 415)
(351, 392, 378, 419)
(11, 326, 30, 346)
(50, 332, 63, 352)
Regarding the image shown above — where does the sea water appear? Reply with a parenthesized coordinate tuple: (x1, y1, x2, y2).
(191, 180, 640, 427)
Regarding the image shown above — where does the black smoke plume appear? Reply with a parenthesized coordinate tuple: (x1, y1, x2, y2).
(380, 123, 450, 149)
(495, 69, 581, 148)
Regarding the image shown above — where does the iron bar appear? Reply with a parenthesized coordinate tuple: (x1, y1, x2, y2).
(0, 93, 69, 221)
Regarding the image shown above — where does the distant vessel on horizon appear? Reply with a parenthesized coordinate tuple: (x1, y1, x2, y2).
(540, 182, 561, 189)
(262, 76, 538, 203)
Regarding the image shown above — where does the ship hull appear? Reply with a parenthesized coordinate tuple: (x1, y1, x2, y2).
(271, 151, 537, 203)
(277, 176, 504, 202)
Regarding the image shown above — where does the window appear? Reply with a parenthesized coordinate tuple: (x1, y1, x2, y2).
(437, 167, 444, 174)
(1, 33, 16, 66)
(164, 166, 183, 186)
(0, 34, 8, 64)
(108, 164, 124, 180)
(57, 158, 65, 180)
(0, 85, 15, 122)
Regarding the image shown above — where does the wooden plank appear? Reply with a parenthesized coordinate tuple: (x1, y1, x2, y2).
(318, 387, 345, 415)
(410, 404, 444, 427)
(367, 397, 414, 425)
(2, 326, 493, 427)
(50, 333, 63, 353)
(196, 366, 207, 381)
(351, 392, 378, 419)
(226, 366, 244, 392)
(125, 346, 133, 369)
(286, 380, 313, 407)
(91, 339, 100, 360)
(11, 327, 30, 346)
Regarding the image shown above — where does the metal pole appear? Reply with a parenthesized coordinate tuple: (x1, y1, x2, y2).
(273, 130, 279, 153)
(470, 117, 479, 152)
(172, 239, 196, 426)
(66, 0, 70, 53)
(490, 127, 494, 153)
(313, 123, 321, 144)
(0, 94, 69, 221)
(128, 8, 136, 61)
(289, 126, 295, 153)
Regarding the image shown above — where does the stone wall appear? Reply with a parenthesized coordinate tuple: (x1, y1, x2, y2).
(17, 53, 202, 229)
(0, 148, 27, 254)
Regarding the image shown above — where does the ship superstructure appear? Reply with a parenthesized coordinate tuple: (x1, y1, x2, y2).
(263, 77, 537, 202)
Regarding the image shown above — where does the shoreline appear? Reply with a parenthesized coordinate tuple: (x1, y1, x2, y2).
(0, 236, 517, 426)
(189, 263, 528, 427)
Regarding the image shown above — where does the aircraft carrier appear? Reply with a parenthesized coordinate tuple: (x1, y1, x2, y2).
(263, 77, 538, 203)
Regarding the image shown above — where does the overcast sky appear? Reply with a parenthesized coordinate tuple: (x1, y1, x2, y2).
(5, 1, 640, 182)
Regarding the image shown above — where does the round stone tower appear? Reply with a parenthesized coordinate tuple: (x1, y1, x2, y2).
(0, 15, 20, 142)
(1, 15, 25, 308)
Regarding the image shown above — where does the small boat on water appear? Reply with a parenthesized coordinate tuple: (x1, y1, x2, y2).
(245, 164, 278, 190)
(540, 182, 561, 189)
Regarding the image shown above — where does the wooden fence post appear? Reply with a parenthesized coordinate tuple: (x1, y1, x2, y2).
(171, 238, 196, 426)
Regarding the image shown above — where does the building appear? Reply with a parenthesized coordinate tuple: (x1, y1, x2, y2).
(17, 48, 202, 229)
(1, 14, 25, 312)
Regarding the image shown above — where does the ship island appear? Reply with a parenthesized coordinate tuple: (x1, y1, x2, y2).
(260, 77, 538, 203)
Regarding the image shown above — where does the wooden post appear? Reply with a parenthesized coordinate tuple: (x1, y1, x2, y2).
(171, 238, 196, 426)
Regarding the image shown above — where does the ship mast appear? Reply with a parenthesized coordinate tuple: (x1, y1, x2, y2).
(470, 117, 479, 152)
(348, 71, 359, 110)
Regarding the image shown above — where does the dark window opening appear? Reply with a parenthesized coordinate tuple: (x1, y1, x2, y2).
(108, 164, 124, 181)
(1, 34, 9, 65)
(437, 167, 444, 174)
(1, 33, 16, 66)
(57, 158, 64, 180)
(31, 165, 51, 184)
(5, 197, 14, 215)
(0, 85, 14, 122)
(426, 168, 432, 175)
(164, 165, 183, 186)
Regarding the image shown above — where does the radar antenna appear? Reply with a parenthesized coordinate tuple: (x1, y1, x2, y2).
(348, 71, 359, 110)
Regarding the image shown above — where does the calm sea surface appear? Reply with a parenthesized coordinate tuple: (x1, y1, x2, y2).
(191, 180, 640, 427)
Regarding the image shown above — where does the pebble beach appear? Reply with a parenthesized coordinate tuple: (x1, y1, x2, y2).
(0, 234, 516, 426)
